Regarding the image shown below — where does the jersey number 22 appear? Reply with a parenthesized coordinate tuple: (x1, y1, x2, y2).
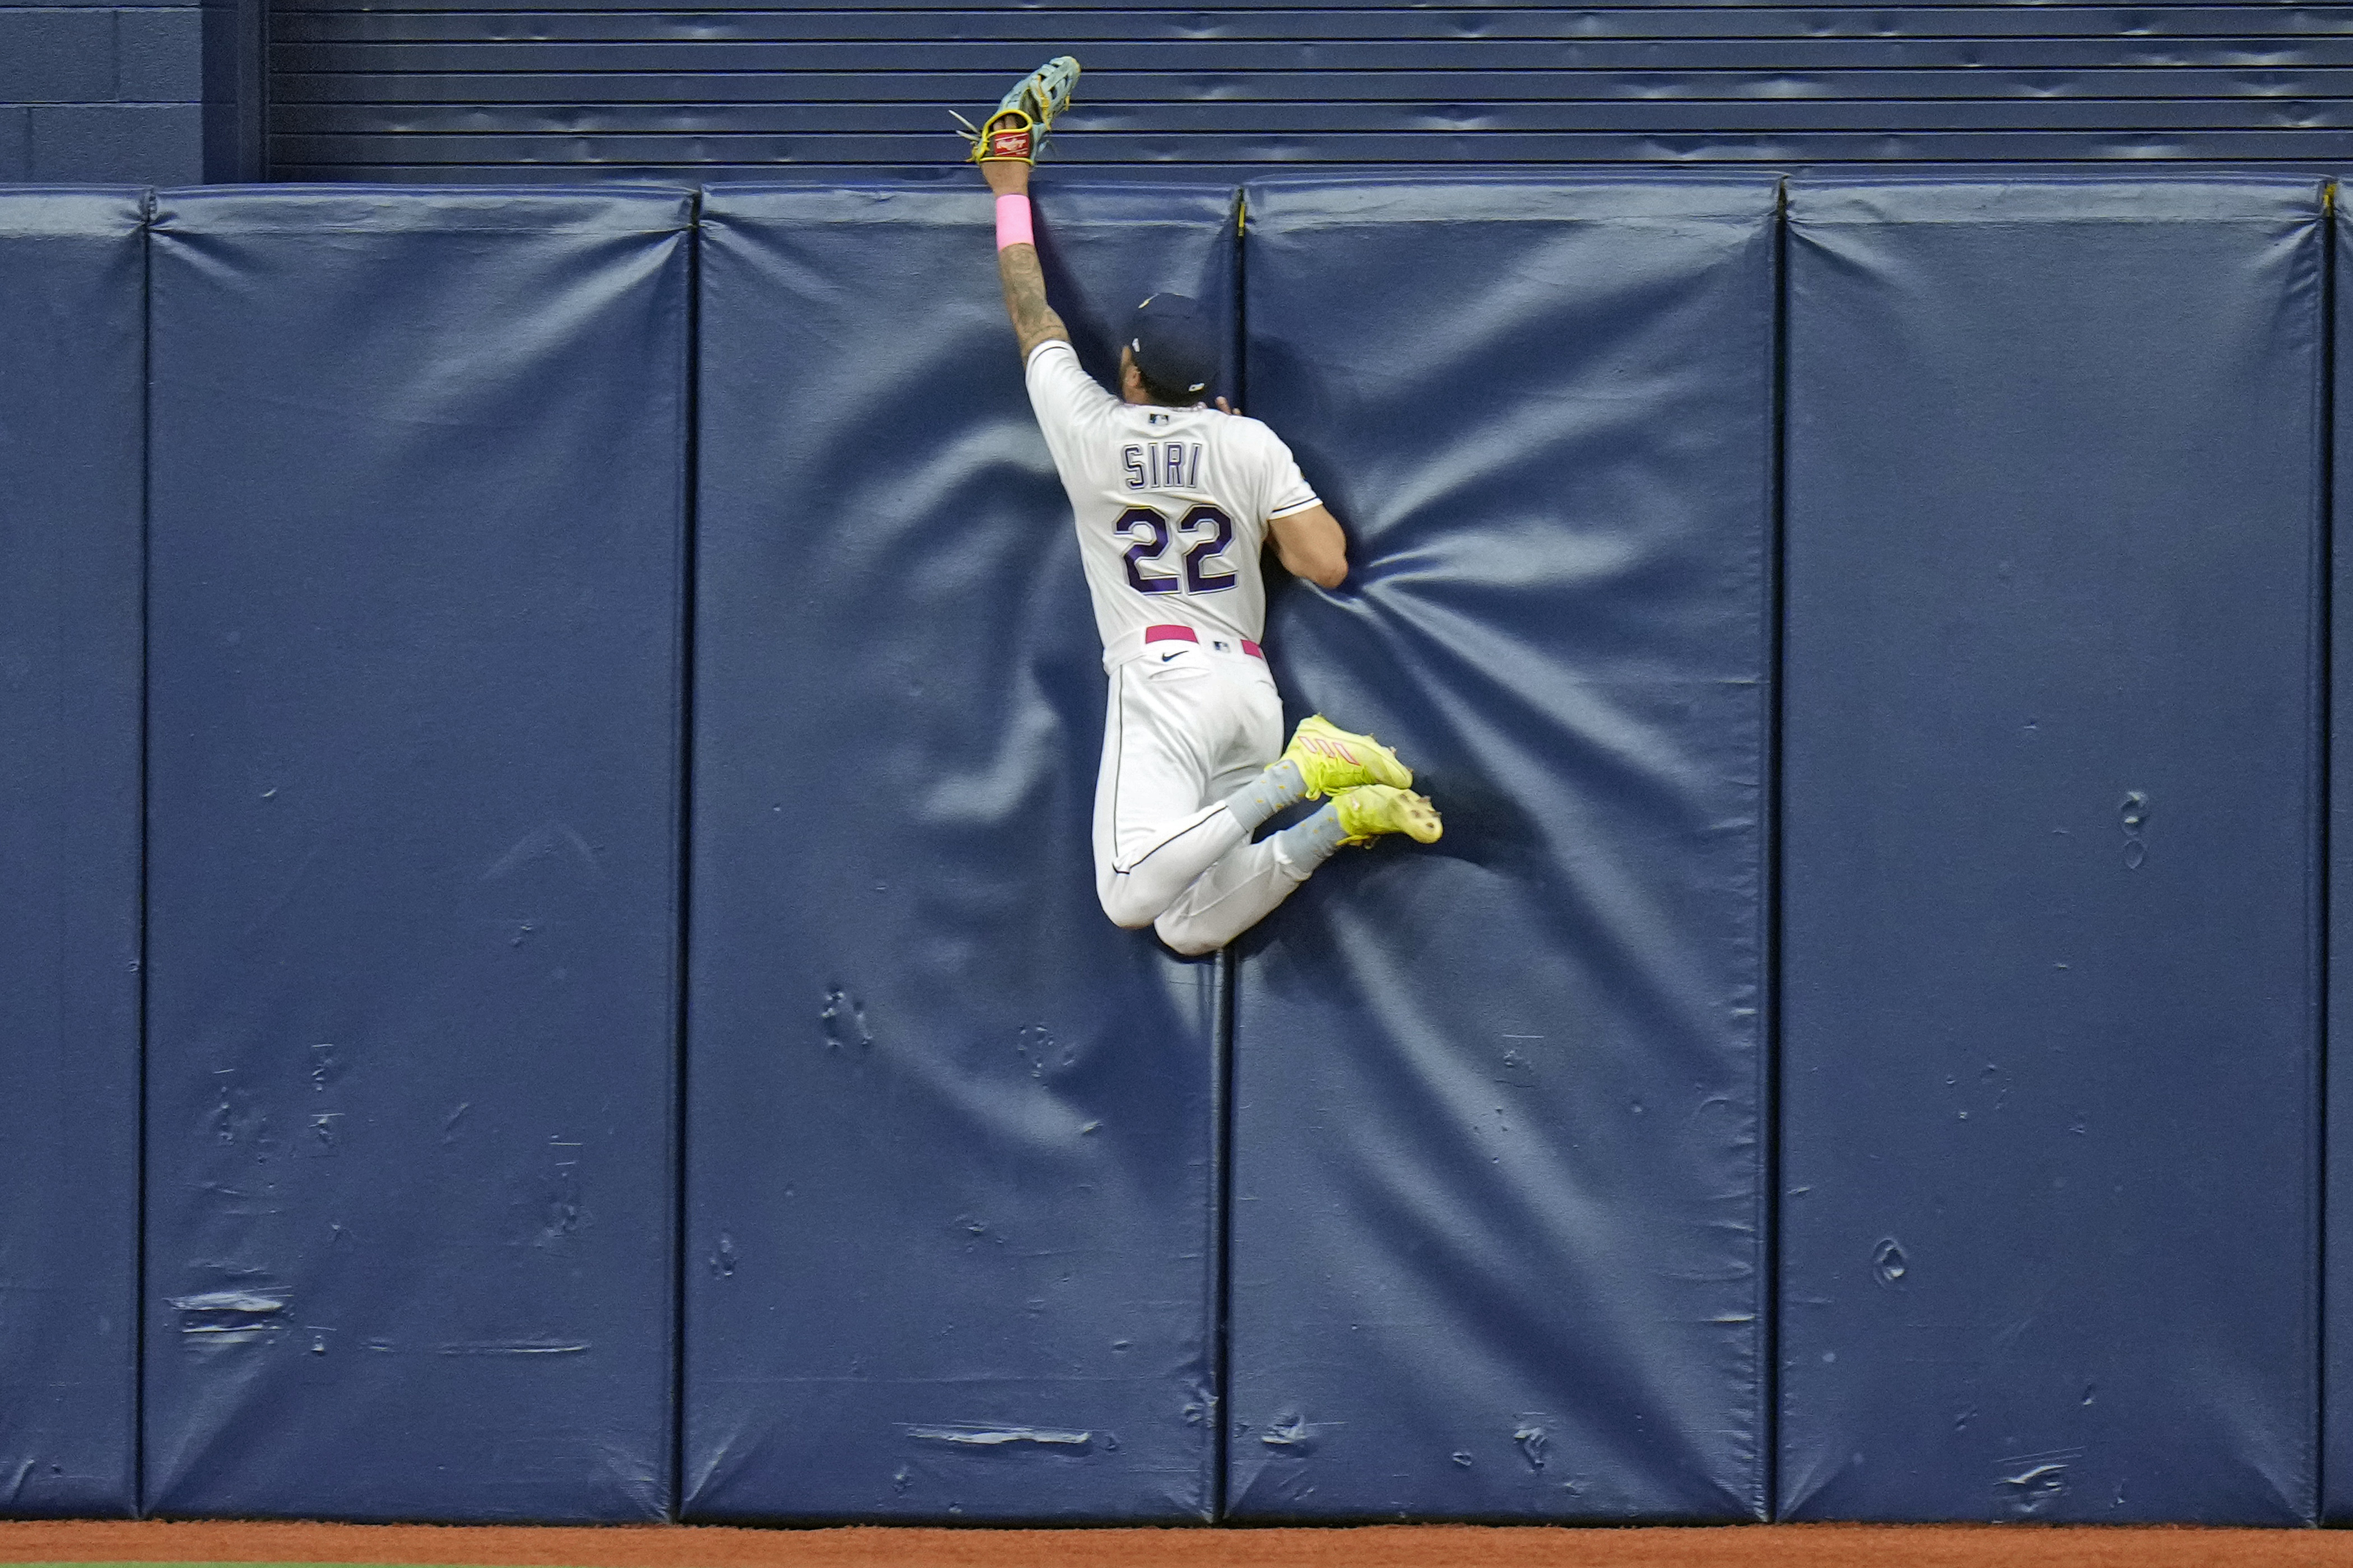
(1118, 504, 1235, 596)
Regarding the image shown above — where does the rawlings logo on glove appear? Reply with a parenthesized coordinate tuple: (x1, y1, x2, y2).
(980, 109, 1037, 164)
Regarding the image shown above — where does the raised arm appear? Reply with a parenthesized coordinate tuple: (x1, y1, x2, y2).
(982, 160, 1069, 359)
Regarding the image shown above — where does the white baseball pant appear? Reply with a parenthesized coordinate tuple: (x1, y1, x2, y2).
(1094, 634, 1314, 956)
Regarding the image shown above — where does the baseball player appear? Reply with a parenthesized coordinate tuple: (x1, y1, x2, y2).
(964, 59, 1442, 957)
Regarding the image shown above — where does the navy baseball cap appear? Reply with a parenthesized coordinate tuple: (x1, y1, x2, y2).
(1127, 294, 1219, 400)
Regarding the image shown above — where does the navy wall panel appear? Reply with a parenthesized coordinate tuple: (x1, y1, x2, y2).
(2329, 187, 2353, 1528)
(1227, 176, 1775, 1522)
(1779, 177, 2324, 1524)
(0, 188, 146, 1519)
(143, 185, 691, 1521)
(0, 6, 205, 183)
(684, 182, 1236, 1523)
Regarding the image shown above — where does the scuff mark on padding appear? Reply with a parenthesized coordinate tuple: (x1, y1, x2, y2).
(901, 1425, 1094, 1451)
(482, 821, 603, 882)
(169, 1290, 288, 1349)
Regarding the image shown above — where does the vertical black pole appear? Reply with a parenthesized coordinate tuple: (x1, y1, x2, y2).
(200, 0, 268, 181)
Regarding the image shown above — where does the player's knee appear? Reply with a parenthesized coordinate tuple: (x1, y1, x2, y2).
(1097, 877, 1166, 931)
(1153, 911, 1222, 958)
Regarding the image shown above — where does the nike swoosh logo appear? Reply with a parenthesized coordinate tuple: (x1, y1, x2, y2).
(1160, 651, 1182, 662)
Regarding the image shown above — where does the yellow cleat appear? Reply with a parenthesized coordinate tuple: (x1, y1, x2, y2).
(1282, 714, 1413, 798)
(1333, 785, 1443, 847)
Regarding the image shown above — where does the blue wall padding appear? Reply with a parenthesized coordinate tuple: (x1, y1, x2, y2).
(1227, 177, 1777, 1522)
(683, 183, 1236, 1523)
(2327, 189, 2353, 1529)
(0, 189, 147, 1519)
(1779, 177, 2324, 1524)
(142, 186, 691, 1522)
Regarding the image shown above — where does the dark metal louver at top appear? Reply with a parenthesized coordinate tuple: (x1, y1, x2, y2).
(269, 6, 2353, 184)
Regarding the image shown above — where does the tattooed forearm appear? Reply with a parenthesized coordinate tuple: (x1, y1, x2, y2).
(997, 243, 1069, 359)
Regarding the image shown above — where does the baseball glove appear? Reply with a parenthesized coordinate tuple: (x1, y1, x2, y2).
(954, 55, 1081, 165)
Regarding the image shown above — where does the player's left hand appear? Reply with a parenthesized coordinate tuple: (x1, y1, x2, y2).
(1215, 397, 1238, 415)
(981, 158, 1030, 197)
(955, 56, 1080, 171)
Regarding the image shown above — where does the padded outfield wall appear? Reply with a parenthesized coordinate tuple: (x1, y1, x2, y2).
(0, 175, 2340, 1524)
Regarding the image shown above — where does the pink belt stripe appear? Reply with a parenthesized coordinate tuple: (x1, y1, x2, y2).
(1145, 624, 1263, 660)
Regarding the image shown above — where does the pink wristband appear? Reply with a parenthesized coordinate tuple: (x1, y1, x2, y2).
(995, 193, 1034, 250)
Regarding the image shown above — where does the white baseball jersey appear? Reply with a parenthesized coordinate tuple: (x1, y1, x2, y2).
(1025, 339, 1319, 657)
